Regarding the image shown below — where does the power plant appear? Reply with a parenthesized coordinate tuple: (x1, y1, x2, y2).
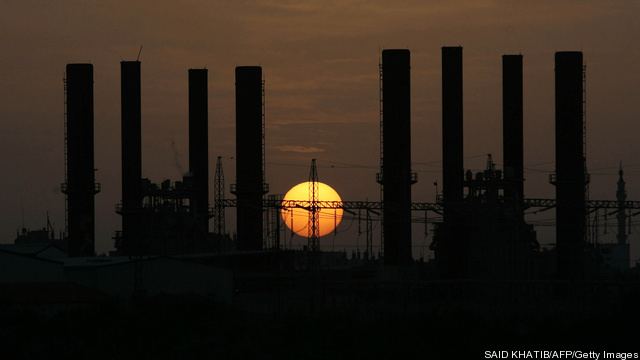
(9, 49, 640, 322)
(55, 49, 638, 273)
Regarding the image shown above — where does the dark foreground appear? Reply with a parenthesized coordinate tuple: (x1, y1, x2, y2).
(1, 294, 638, 359)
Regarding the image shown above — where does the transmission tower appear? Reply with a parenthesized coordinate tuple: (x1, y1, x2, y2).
(308, 159, 320, 251)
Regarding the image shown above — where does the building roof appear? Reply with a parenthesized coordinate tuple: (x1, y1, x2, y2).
(0, 243, 66, 257)
(0, 282, 114, 304)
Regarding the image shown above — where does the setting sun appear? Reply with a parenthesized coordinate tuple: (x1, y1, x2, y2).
(281, 182, 343, 237)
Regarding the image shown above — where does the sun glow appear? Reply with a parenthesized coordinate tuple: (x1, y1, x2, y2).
(281, 182, 343, 237)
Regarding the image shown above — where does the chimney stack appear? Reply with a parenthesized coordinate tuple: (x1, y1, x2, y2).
(233, 66, 267, 251)
(188, 68, 210, 235)
(554, 51, 587, 278)
(120, 61, 142, 255)
(502, 54, 524, 213)
(63, 63, 100, 257)
(378, 49, 415, 266)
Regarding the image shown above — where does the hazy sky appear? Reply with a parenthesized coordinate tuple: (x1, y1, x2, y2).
(2, 1, 639, 257)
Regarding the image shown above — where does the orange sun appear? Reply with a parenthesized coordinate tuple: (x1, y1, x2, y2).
(281, 182, 343, 237)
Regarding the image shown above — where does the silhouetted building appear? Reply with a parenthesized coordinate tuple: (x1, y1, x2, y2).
(117, 177, 216, 255)
(377, 49, 416, 266)
(13, 227, 68, 254)
(62, 64, 100, 257)
(594, 167, 630, 272)
(468, 157, 538, 279)
(552, 51, 587, 278)
(233, 66, 268, 251)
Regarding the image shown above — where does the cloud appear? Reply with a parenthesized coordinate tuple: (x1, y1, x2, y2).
(275, 145, 326, 153)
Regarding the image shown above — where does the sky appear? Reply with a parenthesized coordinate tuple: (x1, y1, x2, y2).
(1, 0, 639, 259)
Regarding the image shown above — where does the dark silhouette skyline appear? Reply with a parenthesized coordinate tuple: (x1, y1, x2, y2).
(50, 48, 632, 287)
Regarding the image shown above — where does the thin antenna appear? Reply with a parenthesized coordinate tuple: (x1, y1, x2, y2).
(137, 46, 143, 61)
(20, 187, 24, 229)
(47, 211, 54, 240)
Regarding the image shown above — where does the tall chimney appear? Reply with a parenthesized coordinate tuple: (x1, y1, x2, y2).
(63, 64, 99, 257)
(120, 61, 142, 255)
(378, 49, 415, 266)
(437, 46, 465, 278)
(442, 46, 464, 204)
(188, 69, 210, 235)
(554, 51, 586, 278)
(233, 66, 267, 251)
(502, 54, 524, 213)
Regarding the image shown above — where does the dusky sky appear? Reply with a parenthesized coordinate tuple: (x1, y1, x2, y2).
(1, 1, 639, 258)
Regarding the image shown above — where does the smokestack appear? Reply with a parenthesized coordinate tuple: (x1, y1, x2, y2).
(554, 51, 586, 278)
(502, 54, 524, 211)
(188, 69, 210, 235)
(378, 49, 415, 266)
(437, 46, 466, 278)
(233, 66, 267, 251)
(442, 47, 464, 204)
(63, 63, 99, 257)
(120, 61, 142, 255)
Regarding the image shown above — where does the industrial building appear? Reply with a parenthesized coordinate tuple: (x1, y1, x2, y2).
(430, 49, 538, 280)
(114, 63, 215, 256)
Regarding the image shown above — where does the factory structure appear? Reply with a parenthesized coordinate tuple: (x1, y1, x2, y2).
(113, 63, 215, 255)
(6, 47, 640, 315)
(52, 49, 640, 272)
(431, 49, 539, 280)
